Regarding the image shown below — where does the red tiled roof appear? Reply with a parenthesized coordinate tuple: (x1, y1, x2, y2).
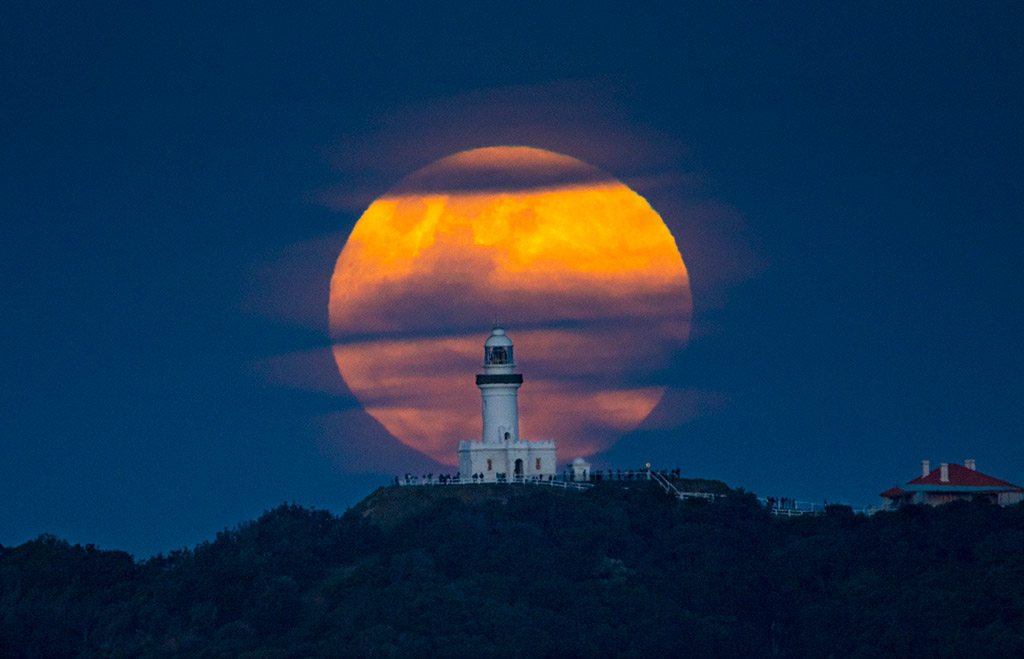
(908, 463, 1022, 490)
(879, 487, 906, 498)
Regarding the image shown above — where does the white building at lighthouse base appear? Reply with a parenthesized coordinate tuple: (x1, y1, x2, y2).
(458, 437, 556, 482)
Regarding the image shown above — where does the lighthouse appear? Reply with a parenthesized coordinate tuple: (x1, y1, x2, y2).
(478, 327, 522, 444)
(458, 327, 556, 482)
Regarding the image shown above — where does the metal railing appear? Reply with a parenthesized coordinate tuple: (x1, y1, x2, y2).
(758, 499, 825, 517)
(394, 468, 871, 514)
(649, 469, 870, 516)
(396, 475, 592, 491)
(649, 469, 723, 502)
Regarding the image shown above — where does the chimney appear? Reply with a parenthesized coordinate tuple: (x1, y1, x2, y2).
(965, 459, 976, 471)
(921, 460, 930, 478)
(940, 463, 949, 482)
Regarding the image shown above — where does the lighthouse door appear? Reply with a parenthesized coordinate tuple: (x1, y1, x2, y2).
(514, 459, 524, 477)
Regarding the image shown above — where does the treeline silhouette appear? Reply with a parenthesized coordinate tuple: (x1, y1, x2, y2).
(1, 481, 1023, 657)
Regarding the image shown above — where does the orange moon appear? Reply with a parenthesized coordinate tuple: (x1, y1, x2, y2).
(329, 146, 691, 465)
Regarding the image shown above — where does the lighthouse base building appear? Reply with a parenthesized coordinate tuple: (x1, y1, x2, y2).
(458, 327, 557, 482)
(458, 437, 557, 482)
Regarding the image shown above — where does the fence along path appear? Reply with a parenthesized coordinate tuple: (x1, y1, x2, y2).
(397, 473, 593, 491)
(648, 470, 871, 516)
(396, 469, 869, 514)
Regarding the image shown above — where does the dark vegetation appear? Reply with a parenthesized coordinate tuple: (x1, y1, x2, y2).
(2, 481, 1023, 658)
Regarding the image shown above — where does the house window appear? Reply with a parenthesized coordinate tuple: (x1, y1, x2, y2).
(536, 458, 541, 470)
(487, 459, 492, 471)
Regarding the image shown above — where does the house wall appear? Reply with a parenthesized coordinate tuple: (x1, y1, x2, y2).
(998, 491, 1023, 506)
(884, 490, 1022, 509)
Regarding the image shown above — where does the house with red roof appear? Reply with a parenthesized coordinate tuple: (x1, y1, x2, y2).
(880, 460, 1023, 509)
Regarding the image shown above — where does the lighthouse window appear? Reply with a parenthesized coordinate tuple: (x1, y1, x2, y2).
(486, 346, 512, 365)
(487, 459, 492, 471)
(536, 458, 541, 470)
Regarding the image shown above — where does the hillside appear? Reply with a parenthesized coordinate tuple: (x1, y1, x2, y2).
(349, 477, 731, 530)
(1, 481, 1023, 657)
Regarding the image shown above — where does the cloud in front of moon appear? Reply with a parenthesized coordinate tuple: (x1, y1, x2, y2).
(329, 146, 691, 465)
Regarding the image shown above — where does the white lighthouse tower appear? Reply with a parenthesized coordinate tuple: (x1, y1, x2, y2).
(479, 327, 521, 444)
(458, 327, 556, 482)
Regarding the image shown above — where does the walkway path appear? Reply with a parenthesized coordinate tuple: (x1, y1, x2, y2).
(396, 474, 592, 491)
(648, 470, 871, 516)
(395, 469, 871, 514)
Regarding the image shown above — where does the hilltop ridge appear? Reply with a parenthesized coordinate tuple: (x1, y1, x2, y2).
(1, 481, 1022, 657)
(350, 477, 733, 530)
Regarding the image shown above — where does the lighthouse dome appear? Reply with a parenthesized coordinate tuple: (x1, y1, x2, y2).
(484, 326, 513, 347)
(483, 326, 514, 368)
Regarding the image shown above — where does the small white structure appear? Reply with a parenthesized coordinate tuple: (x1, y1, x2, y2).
(458, 327, 556, 482)
(570, 457, 591, 482)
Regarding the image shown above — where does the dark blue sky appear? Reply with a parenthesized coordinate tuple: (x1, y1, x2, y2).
(3, 3, 1022, 557)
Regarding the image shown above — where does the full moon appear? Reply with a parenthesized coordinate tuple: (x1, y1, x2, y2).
(329, 146, 691, 465)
